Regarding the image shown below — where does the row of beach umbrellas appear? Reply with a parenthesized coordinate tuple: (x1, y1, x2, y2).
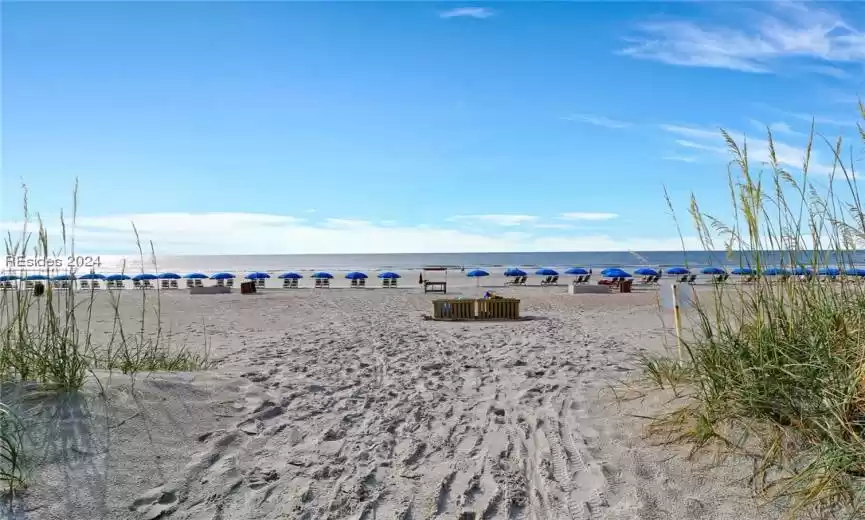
(0, 271, 404, 282)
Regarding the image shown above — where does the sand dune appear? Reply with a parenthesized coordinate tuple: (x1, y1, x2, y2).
(3, 286, 786, 519)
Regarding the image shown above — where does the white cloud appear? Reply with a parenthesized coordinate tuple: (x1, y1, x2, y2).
(561, 114, 633, 129)
(619, 3, 865, 74)
(533, 223, 574, 230)
(663, 155, 699, 163)
(0, 212, 703, 255)
(439, 7, 494, 19)
(557, 212, 619, 221)
(448, 214, 538, 226)
(749, 120, 801, 136)
(660, 123, 839, 175)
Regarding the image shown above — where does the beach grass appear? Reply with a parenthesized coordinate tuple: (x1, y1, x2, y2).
(642, 108, 865, 518)
(0, 182, 210, 493)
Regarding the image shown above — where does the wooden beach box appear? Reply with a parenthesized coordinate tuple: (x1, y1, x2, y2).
(433, 299, 475, 320)
(476, 298, 520, 320)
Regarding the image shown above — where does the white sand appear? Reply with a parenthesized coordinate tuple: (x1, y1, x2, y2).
(2, 280, 788, 519)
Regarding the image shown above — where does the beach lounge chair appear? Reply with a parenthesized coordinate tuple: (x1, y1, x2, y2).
(505, 277, 519, 286)
(0, 282, 11, 291)
(215, 279, 225, 287)
(186, 279, 195, 289)
(133, 280, 143, 290)
(314, 279, 323, 288)
(160, 280, 170, 290)
(283, 279, 292, 289)
(688, 274, 697, 284)
(549, 276, 559, 285)
(359, 279, 366, 288)
(80, 280, 90, 290)
(113, 281, 123, 290)
(255, 279, 265, 289)
(540, 276, 552, 286)
(105, 280, 114, 289)
(290, 278, 299, 288)
(350, 279, 358, 288)
(170, 280, 178, 289)
(322, 279, 331, 288)
(226, 279, 234, 288)
(194, 279, 203, 287)
(144, 280, 154, 290)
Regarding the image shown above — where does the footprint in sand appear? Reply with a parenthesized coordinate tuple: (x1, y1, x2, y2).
(129, 486, 180, 520)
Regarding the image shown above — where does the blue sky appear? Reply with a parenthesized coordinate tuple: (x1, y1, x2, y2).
(2, 1, 863, 254)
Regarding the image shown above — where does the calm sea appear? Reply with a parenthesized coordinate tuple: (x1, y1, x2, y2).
(75, 251, 865, 275)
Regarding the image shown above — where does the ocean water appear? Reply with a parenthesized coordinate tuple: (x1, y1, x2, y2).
(57, 250, 865, 275)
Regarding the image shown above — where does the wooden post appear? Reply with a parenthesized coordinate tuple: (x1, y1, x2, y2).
(672, 283, 683, 360)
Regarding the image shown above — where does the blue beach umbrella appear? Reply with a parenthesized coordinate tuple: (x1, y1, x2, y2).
(731, 267, 755, 275)
(792, 266, 813, 276)
(504, 268, 527, 277)
(819, 267, 841, 276)
(0, 275, 19, 282)
(105, 274, 131, 281)
(377, 272, 400, 279)
(601, 268, 632, 278)
(278, 272, 303, 279)
(701, 267, 727, 275)
(24, 274, 48, 281)
(183, 273, 208, 279)
(345, 271, 368, 280)
(845, 268, 865, 277)
(311, 272, 333, 279)
(634, 268, 659, 276)
(535, 268, 559, 276)
(245, 272, 271, 280)
(210, 272, 236, 280)
(762, 267, 789, 276)
(565, 267, 589, 275)
(51, 274, 74, 281)
(666, 267, 690, 275)
(466, 269, 489, 277)
(79, 273, 105, 280)
(157, 272, 181, 280)
(132, 273, 158, 281)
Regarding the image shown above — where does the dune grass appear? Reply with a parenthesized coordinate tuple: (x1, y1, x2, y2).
(641, 108, 865, 518)
(0, 183, 210, 494)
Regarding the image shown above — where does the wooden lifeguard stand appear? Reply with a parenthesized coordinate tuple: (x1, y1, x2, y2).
(422, 266, 449, 294)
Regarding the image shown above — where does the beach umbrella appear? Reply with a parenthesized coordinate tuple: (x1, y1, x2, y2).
(311, 272, 333, 279)
(792, 266, 813, 276)
(731, 267, 754, 275)
(183, 273, 208, 279)
(845, 268, 865, 277)
(377, 272, 400, 279)
(504, 268, 527, 277)
(634, 268, 659, 276)
(535, 268, 558, 276)
(565, 267, 589, 275)
(105, 274, 131, 281)
(0, 275, 19, 282)
(157, 272, 181, 279)
(762, 267, 789, 276)
(819, 267, 841, 276)
(665, 267, 690, 275)
(245, 272, 271, 280)
(23, 274, 48, 281)
(466, 269, 489, 277)
(701, 267, 726, 275)
(51, 274, 74, 281)
(79, 273, 105, 280)
(132, 273, 158, 281)
(278, 272, 303, 279)
(345, 271, 368, 280)
(601, 268, 631, 278)
(210, 272, 236, 280)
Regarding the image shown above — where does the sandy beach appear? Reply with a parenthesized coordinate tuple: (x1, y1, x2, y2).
(1, 280, 788, 520)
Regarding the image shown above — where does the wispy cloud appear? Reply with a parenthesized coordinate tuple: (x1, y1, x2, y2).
(749, 120, 802, 136)
(448, 214, 538, 226)
(439, 7, 495, 19)
(660, 123, 840, 175)
(557, 212, 619, 221)
(619, 3, 865, 74)
(663, 155, 699, 163)
(0, 212, 705, 254)
(561, 114, 633, 129)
